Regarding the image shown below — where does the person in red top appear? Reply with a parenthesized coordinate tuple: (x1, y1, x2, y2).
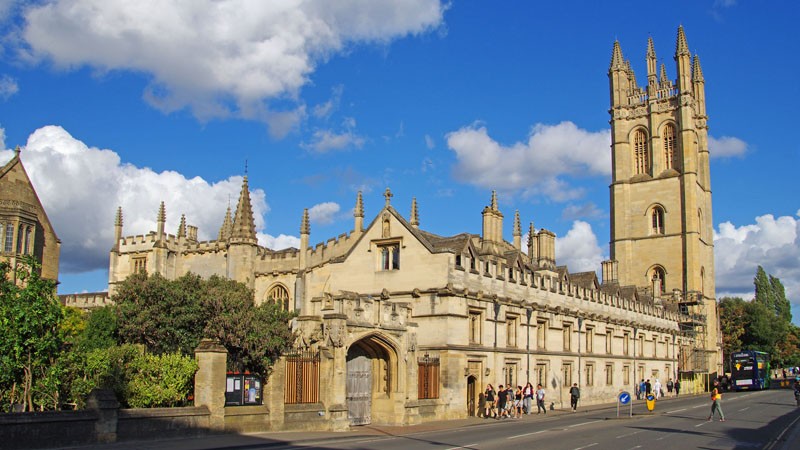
(707, 380, 725, 422)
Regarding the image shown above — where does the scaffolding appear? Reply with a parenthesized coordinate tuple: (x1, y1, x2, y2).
(676, 290, 713, 392)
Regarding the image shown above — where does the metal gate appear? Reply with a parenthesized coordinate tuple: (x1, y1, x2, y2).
(346, 347, 372, 425)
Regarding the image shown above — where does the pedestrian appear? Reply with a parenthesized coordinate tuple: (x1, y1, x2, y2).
(667, 378, 674, 396)
(514, 385, 523, 418)
(536, 383, 547, 414)
(523, 382, 534, 414)
(484, 384, 496, 418)
(505, 385, 515, 418)
(675, 379, 681, 397)
(639, 379, 646, 400)
(783, 369, 788, 379)
(569, 383, 580, 412)
(793, 379, 800, 407)
(654, 379, 662, 400)
(707, 380, 725, 421)
(645, 379, 652, 397)
(497, 384, 508, 419)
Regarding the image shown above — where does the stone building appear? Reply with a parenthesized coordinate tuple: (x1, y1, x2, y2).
(0, 147, 60, 282)
(107, 27, 719, 429)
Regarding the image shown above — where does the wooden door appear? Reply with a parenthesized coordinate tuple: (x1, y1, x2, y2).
(467, 376, 476, 416)
(347, 348, 372, 425)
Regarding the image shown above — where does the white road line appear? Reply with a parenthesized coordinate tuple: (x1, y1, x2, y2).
(567, 420, 602, 428)
(666, 408, 687, 414)
(738, 407, 750, 412)
(695, 421, 710, 427)
(573, 444, 598, 450)
(616, 431, 642, 439)
(507, 430, 548, 440)
(627, 446, 642, 450)
(691, 404, 705, 409)
(445, 444, 477, 450)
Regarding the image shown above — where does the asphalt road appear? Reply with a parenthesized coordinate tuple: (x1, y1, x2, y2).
(265, 389, 800, 450)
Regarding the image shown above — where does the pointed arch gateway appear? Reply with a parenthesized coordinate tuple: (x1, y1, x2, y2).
(346, 333, 400, 426)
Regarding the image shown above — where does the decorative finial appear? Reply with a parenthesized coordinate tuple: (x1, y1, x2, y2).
(115, 206, 123, 227)
(490, 190, 498, 210)
(355, 191, 364, 218)
(513, 210, 521, 236)
(384, 187, 393, 207)
(14, 145, 21, 155)
(178, 214, 187, 237)
(300, 208, 310, 235)
(529, 222, 535, 237)
(692, 54, 704, 82)
(410, 197, 419, 227)
(157, 201, 166, 223)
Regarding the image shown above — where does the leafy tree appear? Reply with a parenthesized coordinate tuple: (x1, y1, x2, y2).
(78, 305, 118, 352)
(0, 257, 63, 412)
(718, 297, 747, 371)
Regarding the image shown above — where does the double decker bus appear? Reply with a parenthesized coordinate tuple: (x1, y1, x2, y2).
(730, 350, 770, 391)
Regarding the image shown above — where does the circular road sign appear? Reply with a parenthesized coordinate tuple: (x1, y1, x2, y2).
(619, 391, 631, 405)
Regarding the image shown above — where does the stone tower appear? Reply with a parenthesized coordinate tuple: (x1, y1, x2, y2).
(605, 26, 720, 375)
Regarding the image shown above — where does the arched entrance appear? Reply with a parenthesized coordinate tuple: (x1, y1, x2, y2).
(467, 375, 477, 416)
(346, 334, 397, 426)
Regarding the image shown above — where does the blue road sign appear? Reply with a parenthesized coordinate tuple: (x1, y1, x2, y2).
(619, 391, 631, 405)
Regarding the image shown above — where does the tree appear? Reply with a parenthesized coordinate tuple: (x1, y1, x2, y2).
(718, 297, 747, 371)
(0, 256, 63, 411)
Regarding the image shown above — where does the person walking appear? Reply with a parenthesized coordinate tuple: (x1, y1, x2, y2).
(645, 379, 652, 397)
(536, 384, 547, 414)
(497, 384, 508, 419)
(707, 380, 725, 422)
(569, 383, 580, 412)
(793, 379, 800, 407)
(514, 386, 523, 418)
(654, 379, 662, 400)
(638, 379, 646, 400)
(523, 382, 534, 414)
(675, 379, 681, 397)
(484, 384, 496, 418)
(666, 378, 674, 396)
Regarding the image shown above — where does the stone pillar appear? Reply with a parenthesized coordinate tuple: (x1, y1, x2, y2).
(86, 389, 120, 444)
(194, 339, 228, 431)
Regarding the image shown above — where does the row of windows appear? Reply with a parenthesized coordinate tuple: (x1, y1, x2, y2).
(632, 124, 680, 176)
(0, 222, 35, 255)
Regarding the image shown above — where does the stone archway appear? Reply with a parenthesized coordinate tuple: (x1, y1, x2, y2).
(345, 334, 399, 426)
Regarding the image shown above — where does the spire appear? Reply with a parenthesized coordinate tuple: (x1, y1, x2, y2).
(300, 208, 310, 235)
(647, 36, 658, 86)
(355, 191, 364, 218)
(490, 190, 498, 210)
(692, 54, 704, 82)
(513, 210, 521, 237)
(528, 222, 535, 239)
(115, 206, 123, 228)
(113, 206, 124, 251)
(646, 36, 656, 59)
(384, 188, 393, 207)
(177, 214, 186, 238)
(609, 40, 625, 71)
(230, 176, 257, 243)
(660, 63, 669, 84)
(157, 201, 166, 223)
(218, 206, 233, 241)
(410, 197, 419, 228)
(675, 25, 690, 57)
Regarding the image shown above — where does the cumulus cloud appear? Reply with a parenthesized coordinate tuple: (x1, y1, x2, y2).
(555, 220, 607, 273)
(19, 1, 445, 131)
(259, 233, 301, 251)
(301, 117, 365, 152)
(709, 135, 748, 159)
(312, 85, 344, 119)
(308, 202, 341, 225)
(0, 125, 299, 273)
(446, 121, 610, 199)
(561, 202, 605, 221)
(425, 134, 435, 149)
(0, 75, 18, 99)
(714, 212, 800, 306)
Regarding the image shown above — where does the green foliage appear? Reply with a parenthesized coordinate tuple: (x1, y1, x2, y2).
(78, 306, 118, 351)
(126, 351, 198, 408)
(0, 256, 62, 411)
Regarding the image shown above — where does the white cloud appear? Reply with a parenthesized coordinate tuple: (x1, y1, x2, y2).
(312, 85, 343, 119)
(561, 202, 605, 221)
(555, 220, 607, 273)
(19, 1, 445, 131)
(446, 121, 610, 198)
(0, 75, 18, 99)
(301, 117, 365, 152)
(259, 233, 301, 251)
(714, 213, 800, 307)
(0, 125, 5, 149)
(0, 125, 280, 274)
(425, 134, 435, 149)
(709, 135, 747, 159)
(308, 202, 341, 225)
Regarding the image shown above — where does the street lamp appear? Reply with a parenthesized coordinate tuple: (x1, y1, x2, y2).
(577, 316, 584, 388)
(633, 326, 638, 397)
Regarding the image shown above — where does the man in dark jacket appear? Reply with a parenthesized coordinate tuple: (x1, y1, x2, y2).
(569, 383, 580, 412)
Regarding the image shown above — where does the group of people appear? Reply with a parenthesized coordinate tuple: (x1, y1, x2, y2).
(483, 382, 568, 419)
(635, 377, 680, 400)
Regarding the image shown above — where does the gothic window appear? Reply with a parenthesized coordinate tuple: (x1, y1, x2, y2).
(586, 363, 595, 386)
(24, 226, 32, 254)
(132, 256, 147, 273)
(651, 206, 665, 234)
(4, 223, 13, 252)
(633, 129, 650, 175)
(468, 249, 476, 270)
(379, 244, 400, 270)
(506, 315, 518, 347)
(267, 284, 291, 311)
(585, 326, 594, 353)
(469, 310, 482, 344)
(605, 364, 614, 385)
(698, 209, 704, 241)
(663, 124, 678, 170)
(16, 224, 23, 253)
(563, 323, 572, 351)
(651, 267, 666, 294)
(537, 320, 547, 350)
(562, 363, 573, 387)
(700, 267, 705, 298)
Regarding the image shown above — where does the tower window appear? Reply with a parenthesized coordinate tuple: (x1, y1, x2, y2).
(267, 284, 291, 311)
(633, 130, 650, 175)
(651, 267, 666, 294)
(651, 207, 665, 234)
(663, 124, 678, 170)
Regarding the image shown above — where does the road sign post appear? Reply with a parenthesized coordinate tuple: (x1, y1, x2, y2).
(617, 391, 632, 418)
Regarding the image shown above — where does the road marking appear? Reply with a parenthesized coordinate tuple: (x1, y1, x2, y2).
(573, 444, 598, 450)
(738, 407, 749, 412)
(445, 444, 477, 450)
(764, 410, 800, 450)
(507, 430, 548, 440)
(568, 420, 602, 428)
(695, 421, 710, 427)
(666, 408, 687, 414)
(691, 404, 705, 409)
(627, 446, 642, 450)
(616, 431, 642, 439)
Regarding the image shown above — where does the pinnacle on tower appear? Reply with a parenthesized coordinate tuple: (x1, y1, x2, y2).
(410, 197, 419, 228)
(647, 37, 658, 86)
(660, 63, 669, 84)
(675, 25, 690, 57)
(513, 210, 521, 237)
(609, 40, 625, 71)
(300, 208, 310, 235)
(230, 176, 257, 243)
(528, 222, 535, 238)
(647, 36, 656, 59)
(178, 214, 187, 237)
(157, 201, 166, 223)
(115, 206, 123, 227)
(384, 188, 393, 207)
(355, 191, 364, 218)
(692, 54, 704, 82)
(490, 190, 498, 211)
(218, 206, 233, 241)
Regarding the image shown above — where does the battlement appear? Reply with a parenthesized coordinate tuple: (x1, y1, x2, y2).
(59, 292, 112, 310)
(307, 230, 357, 267)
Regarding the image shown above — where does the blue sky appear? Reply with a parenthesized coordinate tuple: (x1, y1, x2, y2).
(0, 1, 798, 321)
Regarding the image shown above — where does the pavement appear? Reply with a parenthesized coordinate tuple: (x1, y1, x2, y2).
(54, 392, 800, 450)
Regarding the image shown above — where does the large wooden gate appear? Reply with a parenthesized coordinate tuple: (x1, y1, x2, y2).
(346, 346, 372, 425)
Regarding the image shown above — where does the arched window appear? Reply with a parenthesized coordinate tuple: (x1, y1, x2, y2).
(16, 224, 23, 254)
(698, 209, 704, 241)
(651, 267, 666, 294)
(700, 267, 705, 298)
(663, 124, 678, 170)
(267, 284, 291, 312)
(3, 223, 12, 252)
(634, 129, 649, 175)
(24, 226, 32, 254)
(651, 206, 665, 235)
